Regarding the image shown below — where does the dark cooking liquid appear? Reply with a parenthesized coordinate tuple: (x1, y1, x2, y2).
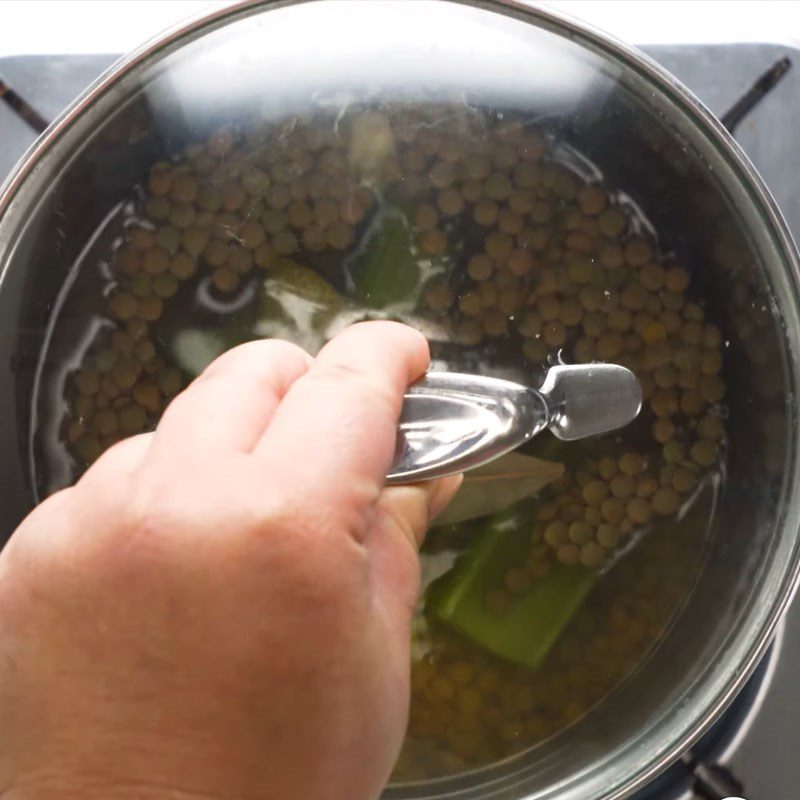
(32, 102, 726, 781)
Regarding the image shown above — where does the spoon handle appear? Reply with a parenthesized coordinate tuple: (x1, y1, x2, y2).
(386, 364, 641, 485)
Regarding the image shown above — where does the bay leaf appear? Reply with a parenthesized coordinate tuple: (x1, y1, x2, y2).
(255, 257, 350, 355)
(265, 258, 348, 312)
(432, 451, 564, 528)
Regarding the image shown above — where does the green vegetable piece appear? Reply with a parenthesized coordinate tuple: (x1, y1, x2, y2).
(428, 510, 596, 669)
(354, 213, 422, 309)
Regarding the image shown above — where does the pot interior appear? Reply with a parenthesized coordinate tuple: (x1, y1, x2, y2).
(0, 2, 798, 798)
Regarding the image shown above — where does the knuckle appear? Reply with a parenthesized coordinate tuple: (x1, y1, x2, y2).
(202, 338, 311, 381)
(156, 381, 194, 417)
(125, 475, 180, 541)
(309, 361, 399, 411)
(80, 432, 151, 477)
(100, 482, 189, 581)
(254, 499, 368, 583)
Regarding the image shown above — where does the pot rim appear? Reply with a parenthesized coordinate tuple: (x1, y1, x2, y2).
(1, 2, 799, 798)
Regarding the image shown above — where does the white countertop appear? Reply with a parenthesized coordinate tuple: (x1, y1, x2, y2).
(0, 0, 799, 56)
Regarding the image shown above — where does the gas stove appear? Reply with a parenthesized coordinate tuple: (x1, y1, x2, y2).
(2, 41, 799, 800)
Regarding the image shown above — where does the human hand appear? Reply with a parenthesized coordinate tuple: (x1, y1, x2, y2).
(0, 321, 461, 800)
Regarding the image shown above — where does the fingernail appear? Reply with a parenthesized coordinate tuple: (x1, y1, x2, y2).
(428, 474, 463, 522)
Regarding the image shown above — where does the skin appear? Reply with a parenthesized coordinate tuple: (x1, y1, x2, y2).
(0, 321, 461, 800)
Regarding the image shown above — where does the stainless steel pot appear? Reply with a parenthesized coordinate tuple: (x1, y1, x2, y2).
(1, 2, 799, 799)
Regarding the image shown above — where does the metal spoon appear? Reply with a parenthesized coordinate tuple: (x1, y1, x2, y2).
(387, 363, 642, 484)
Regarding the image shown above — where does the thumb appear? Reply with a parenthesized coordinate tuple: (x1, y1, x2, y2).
(366, 475, 463, 632)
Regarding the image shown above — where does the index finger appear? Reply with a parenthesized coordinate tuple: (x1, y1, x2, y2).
(148, 339, 312, 463)
(254, 321, 429, 527)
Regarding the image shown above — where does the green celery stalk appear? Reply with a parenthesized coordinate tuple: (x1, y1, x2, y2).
(427, 509, 596, 669)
